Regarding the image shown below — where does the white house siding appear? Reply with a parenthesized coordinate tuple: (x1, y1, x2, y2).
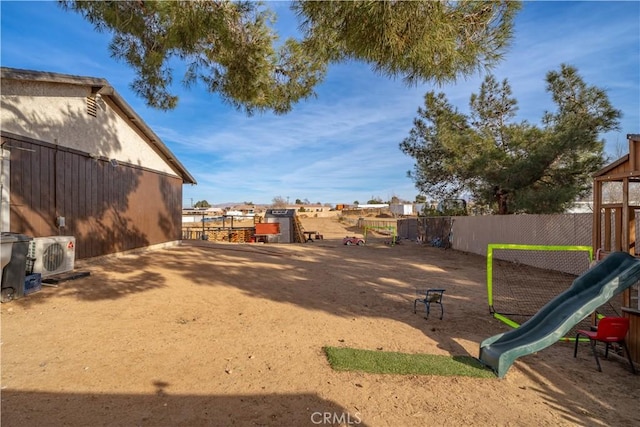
(390, 204, 414, 215)
(1, 79, 178, 177)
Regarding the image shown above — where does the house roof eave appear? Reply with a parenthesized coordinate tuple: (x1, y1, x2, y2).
(0, 67, 197, 185)
(593, 154, 630, 178)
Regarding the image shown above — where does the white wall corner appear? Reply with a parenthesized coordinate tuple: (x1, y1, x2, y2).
(0, 148, 10, 232)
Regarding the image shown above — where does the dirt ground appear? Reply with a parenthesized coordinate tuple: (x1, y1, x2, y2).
(2, 216, 638, 426)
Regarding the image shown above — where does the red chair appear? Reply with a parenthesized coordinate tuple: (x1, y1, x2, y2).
(574, 317, 636, 374)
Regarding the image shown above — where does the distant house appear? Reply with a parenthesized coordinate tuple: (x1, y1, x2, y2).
(293, 204, 331, 213)
(390, 203, 414, 216)
(230, 204, 256, 216)
(355, 204, 390, 209)
(0, 67, 196, 259)
(566, 201, 593, 214)
(205, 207, 224, 214)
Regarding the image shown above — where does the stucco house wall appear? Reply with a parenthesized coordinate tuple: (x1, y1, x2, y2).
(1, 78, 177, 176)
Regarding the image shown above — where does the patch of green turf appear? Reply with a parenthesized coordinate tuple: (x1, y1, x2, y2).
(324, 346, 495, 378)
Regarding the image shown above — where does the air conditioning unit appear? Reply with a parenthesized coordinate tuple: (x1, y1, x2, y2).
(28, 236, 76, 278)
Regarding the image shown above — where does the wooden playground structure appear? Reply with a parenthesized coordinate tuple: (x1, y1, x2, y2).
(592, 133, 640, 363)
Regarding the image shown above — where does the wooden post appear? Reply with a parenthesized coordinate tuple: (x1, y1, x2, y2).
(629, 206, 636, 255)
(614, 208, 622, 251)
(604, 208, 612, 251)
(622, 177, 630, 252)
(592, 180, 602, 252)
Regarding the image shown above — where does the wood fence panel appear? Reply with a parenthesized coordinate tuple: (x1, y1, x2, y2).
(6, 134, 184, 260)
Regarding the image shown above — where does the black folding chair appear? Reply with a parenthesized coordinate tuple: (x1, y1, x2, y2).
(414, 288, 445, 320)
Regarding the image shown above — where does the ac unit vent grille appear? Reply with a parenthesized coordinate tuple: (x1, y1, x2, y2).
(43, 243, 65, 272)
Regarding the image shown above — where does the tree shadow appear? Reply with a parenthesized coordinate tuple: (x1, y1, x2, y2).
(511, 343, 640, 425)
(1, 388, 369, 426)
(6, 238, 637, 425)
(57, 270, 166, 301)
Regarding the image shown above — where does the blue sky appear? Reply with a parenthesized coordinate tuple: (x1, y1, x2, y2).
(1, 1, 639, 207)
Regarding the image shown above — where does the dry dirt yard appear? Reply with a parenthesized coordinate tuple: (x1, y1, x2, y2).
(2, 216, 638, 426)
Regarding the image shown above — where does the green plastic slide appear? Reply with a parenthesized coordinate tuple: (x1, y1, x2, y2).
(479, 251, 640, 378)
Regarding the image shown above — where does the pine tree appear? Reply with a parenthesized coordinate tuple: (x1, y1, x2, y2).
(59, 0, 520, 114)
(400, 65, 621, 214)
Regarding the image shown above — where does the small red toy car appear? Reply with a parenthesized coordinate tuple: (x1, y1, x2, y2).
(343, 236, 365, 246)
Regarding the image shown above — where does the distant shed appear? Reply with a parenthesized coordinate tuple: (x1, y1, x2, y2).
(264, 209, 297, 243)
